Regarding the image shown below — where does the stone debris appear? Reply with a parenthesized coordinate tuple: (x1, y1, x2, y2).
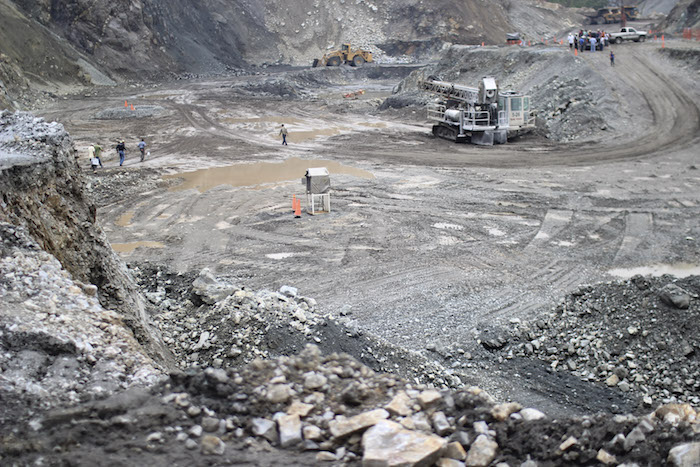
(495, 276, 700, 407)
(251, 418, 277, 443)
(518, 408, 546, 421)
(667, 442, 700, 467)
(277, 414, 302, 448)
(362, 420, 447, 467)
(465, 434, 498, 467)
(658, 283, 692, 309)
(200, 435, 225, 455)
(444, 441, 467, 461)
(559, 436, 578, 451)
(287, 400, 314, 417)
(596, 449, 617, 465)
(329, 408, 389, 439)
(385, 391, 413, 416)
(436, 458, 465, 467)
(418, 389, 443, 409)
(491, 402, 522, 422)
(432, 411, 452, 436)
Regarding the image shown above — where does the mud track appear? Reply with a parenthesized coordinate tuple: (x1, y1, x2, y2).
(38, 42, 700, 415)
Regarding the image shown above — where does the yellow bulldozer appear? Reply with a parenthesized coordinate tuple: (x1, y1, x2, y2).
(312, 44, 373, 67)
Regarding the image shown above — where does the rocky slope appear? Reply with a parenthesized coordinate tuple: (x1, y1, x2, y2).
(638, 0, 682, 16)
(658, 0, 700, 30)
(0, 0, 585, 111)
(0, 110, 171, 365)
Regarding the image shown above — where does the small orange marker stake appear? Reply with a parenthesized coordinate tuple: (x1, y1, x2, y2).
(574, 48, 578, 56)
(662, 34, 665, 48)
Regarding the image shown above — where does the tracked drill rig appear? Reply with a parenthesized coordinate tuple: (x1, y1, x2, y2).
(420, 77, 536, 145)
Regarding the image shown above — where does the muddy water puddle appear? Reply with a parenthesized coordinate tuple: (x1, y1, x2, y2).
(608, 263, 700, 279)
(115, 211, 134, 227)
(164, 157, 374, 193)
(112, 241, 165, 254)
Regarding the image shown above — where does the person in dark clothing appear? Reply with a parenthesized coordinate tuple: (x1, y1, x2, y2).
(610, 50, 615, 66)
(138, 138, 146, 162)
(116, 140, 126, 166)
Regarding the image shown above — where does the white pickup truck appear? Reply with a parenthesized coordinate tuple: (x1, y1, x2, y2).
(609, 27, 648, 44)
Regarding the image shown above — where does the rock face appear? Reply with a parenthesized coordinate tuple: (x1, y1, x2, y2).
(658, 0, 700, 31)
(0, 0, 585, 110)
(0, 111, 171, 366)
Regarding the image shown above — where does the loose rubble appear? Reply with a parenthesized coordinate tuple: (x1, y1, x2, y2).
(0, 223, 163, 424)
(492, 276, 700, 408)
(3, 342, 698, 465)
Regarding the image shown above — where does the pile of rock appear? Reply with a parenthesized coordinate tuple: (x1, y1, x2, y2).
(151, 344, 700, 465)
(138, 264, 461, 390)
(0, 223, 162, 423)
(502, 276, 700, 408)
(153, 268, 323, 369)
(9, 342, 698, 465)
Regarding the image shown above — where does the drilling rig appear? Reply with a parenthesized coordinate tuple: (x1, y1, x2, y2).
(420, 77, 535, 145)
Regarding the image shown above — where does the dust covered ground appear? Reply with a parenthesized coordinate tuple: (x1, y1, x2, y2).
(36, 39, 700, 419)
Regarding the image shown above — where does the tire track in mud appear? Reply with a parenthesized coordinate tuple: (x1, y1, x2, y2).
(613, 211, 654, 263)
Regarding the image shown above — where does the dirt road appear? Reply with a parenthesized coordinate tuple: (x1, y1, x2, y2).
(38, 42, 700, 414)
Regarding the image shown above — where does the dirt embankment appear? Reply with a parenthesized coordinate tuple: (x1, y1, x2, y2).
(1, 0, 587, 112)
(658, 0, 700, 31)
(0, 110, 171, 365)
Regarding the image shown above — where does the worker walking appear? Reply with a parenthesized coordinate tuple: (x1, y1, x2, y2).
(568, 33, 574, 50)
(279, 124, 288, 145)
(610, 50, 615, 67)
(590, 36, 597, 52)
(88, 144, 103, 173)
(138, 138, 147, 162)
(116, 140, 126, 166)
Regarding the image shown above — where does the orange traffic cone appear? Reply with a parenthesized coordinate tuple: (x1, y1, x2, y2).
(575, 48, 578, 56)
(481, 42, 485, 47)
(124, 100, 128, 107)
(662, 34, 665, 48)
(130, 104, 135, 110)
(294, 199, 301, 218)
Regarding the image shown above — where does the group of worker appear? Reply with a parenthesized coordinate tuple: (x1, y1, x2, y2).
(568, 30, 615, 66)
(88, 124, 289, 174)
(568, 30, 610, 52)
(88, 138, 147, 173)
